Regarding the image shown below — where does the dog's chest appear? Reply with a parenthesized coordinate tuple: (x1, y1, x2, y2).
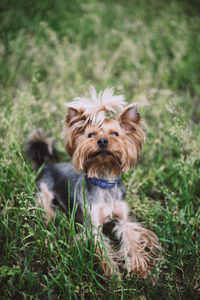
(88, 186, 124, 226)
(88, 185, 123, 205)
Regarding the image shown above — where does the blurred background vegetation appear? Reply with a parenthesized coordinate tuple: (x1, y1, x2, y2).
(0, 0, 200, 299)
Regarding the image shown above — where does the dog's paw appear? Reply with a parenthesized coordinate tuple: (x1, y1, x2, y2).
(113, 221, 161, 278)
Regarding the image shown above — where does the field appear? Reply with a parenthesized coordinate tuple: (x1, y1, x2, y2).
(0, 0, 200, 299)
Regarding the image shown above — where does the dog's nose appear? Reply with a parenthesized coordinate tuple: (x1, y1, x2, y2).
(97, 138, 109, 148)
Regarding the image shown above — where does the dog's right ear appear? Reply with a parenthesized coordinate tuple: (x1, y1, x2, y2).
(63, 107, 85, 156)
(66, 107, 83, 126)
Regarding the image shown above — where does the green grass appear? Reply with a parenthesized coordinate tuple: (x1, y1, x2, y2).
(0, 0, 200, 299)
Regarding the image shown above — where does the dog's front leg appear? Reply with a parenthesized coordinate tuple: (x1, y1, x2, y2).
(89, 202, 120, 278)
(112, 200, 160, 278)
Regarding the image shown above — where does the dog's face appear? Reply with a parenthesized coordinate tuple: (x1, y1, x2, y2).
(64, 105, 145, 178)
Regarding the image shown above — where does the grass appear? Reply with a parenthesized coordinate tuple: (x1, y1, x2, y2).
(0, 0, 200, 298)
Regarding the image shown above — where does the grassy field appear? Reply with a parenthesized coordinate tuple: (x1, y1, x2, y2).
(0, 0, 200, 299)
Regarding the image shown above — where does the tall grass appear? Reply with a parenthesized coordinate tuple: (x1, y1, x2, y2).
(0, 0, 200, 299)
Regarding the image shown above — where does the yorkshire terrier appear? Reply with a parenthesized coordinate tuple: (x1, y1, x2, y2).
(26, 87, 160, 278)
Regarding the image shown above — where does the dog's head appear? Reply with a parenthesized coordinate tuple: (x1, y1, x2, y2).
(63, 87, 145, 178)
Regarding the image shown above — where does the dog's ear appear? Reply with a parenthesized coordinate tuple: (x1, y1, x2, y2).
(66, 107, 83, 126)
(64, 107, 85, 156)
(119, 104, 140, 128)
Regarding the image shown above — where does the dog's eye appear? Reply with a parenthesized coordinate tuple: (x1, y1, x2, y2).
(88, 133, 96, 138)
(111, 132, 119, 136)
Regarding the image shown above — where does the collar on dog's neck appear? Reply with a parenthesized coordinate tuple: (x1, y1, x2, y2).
(89, 177, 120, 189)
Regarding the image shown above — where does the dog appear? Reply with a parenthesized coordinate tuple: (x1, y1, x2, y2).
(26, 87, 160, 278)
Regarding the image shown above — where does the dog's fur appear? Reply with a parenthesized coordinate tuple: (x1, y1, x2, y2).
(26, 87, 160, 278)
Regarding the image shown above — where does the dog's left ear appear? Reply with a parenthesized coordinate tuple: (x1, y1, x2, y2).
(119, 104, 140, 126)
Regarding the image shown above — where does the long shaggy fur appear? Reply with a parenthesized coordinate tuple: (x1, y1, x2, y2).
(63, 101, 145, 178)
(65, 86, 125, 126)
(113, 221, 161, 278)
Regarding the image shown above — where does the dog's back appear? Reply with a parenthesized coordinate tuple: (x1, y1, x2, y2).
(25, 130, 83, 220)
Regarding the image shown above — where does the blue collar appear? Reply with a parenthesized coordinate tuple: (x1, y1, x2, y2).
(89, 177, 120, 189)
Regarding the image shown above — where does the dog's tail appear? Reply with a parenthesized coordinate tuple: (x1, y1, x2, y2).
(25, 129, 58, 170)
